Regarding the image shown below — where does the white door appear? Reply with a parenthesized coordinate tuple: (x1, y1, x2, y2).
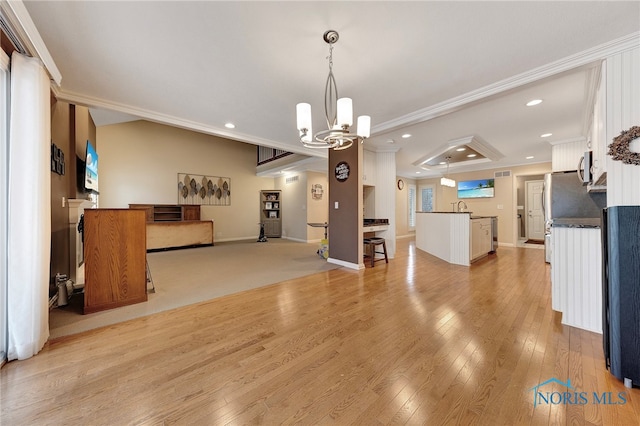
(526, 180, 545, 240)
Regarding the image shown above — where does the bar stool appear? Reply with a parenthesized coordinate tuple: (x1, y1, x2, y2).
(363, 237, 388, 267)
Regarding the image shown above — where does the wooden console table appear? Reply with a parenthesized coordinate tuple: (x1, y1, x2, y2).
(147, 221, 214, 251)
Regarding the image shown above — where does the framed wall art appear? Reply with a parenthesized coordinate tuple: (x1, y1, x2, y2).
(178, 173, 231, 206)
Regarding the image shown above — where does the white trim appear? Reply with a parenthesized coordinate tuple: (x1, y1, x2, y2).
(547, 136, 586, 146)
(0, 0, 61, 85)
(0, 49, 8, 69)
(372, 32, 640, 136)
(55, 89, 326, 159)
(327, 257, 363, 270)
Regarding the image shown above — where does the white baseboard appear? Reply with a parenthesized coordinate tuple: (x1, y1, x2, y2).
(327, 257, 363, 270)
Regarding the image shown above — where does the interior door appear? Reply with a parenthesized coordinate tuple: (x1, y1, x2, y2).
(526, 180, 545, 240)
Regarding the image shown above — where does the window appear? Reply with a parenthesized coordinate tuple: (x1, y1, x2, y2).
(421, 187, 434, 212)
(418, 184, 436, 213)
(408, 184, 416, 229)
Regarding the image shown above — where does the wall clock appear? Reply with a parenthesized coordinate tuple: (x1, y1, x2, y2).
(397, 179, 404, 190)
(335, 161, 350, 182)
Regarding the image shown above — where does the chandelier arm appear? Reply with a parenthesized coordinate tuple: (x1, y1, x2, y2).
(296, 30, 369, 150)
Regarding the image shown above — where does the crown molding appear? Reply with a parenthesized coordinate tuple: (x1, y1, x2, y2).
(55, 89, 327, 159)
(547, 136, 586, 146)
(0, 0, 61, 85)
(372, 31, 640, 136)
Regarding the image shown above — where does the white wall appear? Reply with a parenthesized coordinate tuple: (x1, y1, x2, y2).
(605, 46, 640, 206)
(97, 120, 274, 241)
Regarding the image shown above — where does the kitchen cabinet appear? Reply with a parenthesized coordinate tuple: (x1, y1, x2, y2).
(551, 139, 587, 172)
(363, 149, 376, 186)
(589, 61, 607, 187)
(470, 218, 492, 262)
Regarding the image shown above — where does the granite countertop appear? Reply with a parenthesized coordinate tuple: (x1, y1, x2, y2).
(552, 218, 601, 228)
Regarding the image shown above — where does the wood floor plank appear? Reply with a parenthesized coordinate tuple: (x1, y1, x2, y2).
(1, 239, 639, 425)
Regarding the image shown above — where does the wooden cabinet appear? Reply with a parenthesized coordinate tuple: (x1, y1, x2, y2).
(182, 205, 200, 221)
(129, 204, 201, 222)
(470, 218, 492, 262)
(129, 204, 211, 250)
(146, 221, 213, 251)
(260, 190, 281, 237)
(83, 209, 147, 314)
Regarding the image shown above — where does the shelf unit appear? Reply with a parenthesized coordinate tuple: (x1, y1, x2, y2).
(129, 204, 201, 222)
(260, 190, 282, 237)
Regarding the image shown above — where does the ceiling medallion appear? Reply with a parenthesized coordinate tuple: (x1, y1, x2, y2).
(296, 30, 371, 150)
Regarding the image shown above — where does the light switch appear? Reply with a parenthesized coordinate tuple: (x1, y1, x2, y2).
(62, 197, 66, 208)
(497, 204, 504, 210)
(334, 201, 339, 209)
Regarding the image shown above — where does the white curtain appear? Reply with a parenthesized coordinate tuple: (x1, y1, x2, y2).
(7, 52, 51, 360)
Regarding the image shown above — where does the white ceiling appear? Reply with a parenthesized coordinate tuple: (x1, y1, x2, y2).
(23, 1, 640, 178)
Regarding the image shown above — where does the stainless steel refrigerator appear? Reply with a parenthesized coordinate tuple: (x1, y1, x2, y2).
(542, 171, 606, 263)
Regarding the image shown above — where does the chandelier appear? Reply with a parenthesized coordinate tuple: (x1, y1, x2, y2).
(296, 30, 370, 150)
(441, 156, 456, 187)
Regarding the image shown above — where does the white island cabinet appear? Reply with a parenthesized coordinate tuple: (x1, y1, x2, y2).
(551, 221, 602, 333)
(416, 212, 495, 266)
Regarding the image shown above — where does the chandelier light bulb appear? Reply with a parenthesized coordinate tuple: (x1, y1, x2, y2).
(296, 103, 312, 142)
(337, 98, 353, 127)
(357, 115, 371, 139)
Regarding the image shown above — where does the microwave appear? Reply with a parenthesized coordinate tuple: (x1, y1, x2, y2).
(578, 150, 592, 185)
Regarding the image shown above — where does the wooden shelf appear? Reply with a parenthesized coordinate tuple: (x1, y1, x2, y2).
(260, 190, 282, 237)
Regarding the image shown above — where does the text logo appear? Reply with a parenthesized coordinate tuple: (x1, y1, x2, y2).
(529, 378, 627, 407)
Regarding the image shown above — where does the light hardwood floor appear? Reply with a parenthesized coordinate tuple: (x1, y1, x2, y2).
(1, 239, 638, 425)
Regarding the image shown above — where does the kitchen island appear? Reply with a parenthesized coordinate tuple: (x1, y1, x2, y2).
(416, 212, 495, 266)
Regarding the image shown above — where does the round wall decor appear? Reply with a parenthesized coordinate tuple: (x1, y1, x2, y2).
(397, 179, 404, 190)
(607, 125, 640, 166)
(335, 161, 350, 182)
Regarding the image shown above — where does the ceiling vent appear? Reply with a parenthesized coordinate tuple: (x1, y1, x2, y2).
(414, 135, 504, 171)
(285, 175, 299, 184)
(495, 170, 511, 178)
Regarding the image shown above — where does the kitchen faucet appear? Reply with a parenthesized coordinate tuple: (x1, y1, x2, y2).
(457, 200, 468, 212)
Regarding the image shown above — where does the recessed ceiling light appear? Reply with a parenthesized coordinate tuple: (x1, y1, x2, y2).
(467, 154, 477, 158)
(225, 122, 235, 129)
(416, 171, 421, 174)
(401, 134, 412, 139)
(540, 133, 552, 138)
(439, 161, 447, 165)
(455, 147, 466, 152)
(386, 139, 396, 144)
(526, 156, 534, 159)
(526, 99, 543, 106)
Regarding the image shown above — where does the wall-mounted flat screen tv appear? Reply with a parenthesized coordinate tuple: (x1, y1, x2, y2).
(457, 178, 494, 199)
(84, 140, 99, 194)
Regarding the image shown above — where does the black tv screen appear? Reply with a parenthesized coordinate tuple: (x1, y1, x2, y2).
(457, 178, 494, 198)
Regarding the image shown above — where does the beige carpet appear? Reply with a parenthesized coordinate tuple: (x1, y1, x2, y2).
(49, 239, 340, 338)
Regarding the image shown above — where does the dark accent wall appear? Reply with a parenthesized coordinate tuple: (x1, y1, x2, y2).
(50, 98, 71, 289)
(49, 101, 95, 289)
(328, 144, 360, 265)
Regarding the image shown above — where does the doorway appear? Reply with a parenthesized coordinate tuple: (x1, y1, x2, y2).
(525, 180, 545, 241)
